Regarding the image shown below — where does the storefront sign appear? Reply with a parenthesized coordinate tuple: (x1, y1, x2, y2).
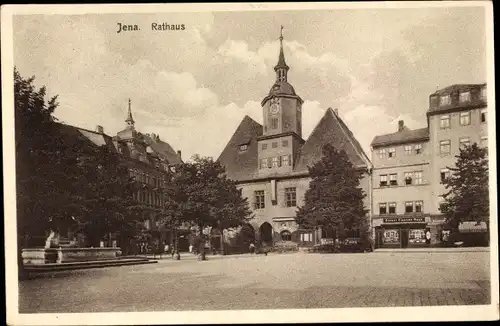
(383, 217, 425, 224)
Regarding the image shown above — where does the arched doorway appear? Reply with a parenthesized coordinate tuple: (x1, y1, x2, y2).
(259, 222, 273, 246)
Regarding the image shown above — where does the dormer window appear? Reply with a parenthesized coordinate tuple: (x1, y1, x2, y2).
(481, 86, 487, 101)
(239, 144, 249, 152)
(459, 91, 471, 103)
(440, 95, 451, 106)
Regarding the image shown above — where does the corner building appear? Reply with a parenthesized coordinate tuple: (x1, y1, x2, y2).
(371, 83, 488, 248)
(218, 33, 372, 248)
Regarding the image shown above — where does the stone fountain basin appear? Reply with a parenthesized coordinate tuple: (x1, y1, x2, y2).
(22, 247, 122, 265)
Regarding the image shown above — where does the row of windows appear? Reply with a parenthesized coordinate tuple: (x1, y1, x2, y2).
(379, 144, 422, 159)
(379, 171, 423, 187)
(253, 188, 297, 209)
(129, 169, 166, 188)
(134, 190, 164, 207)
(259, 155, 292, 169)
(439, 137, 488, 155)
(378, 201, 423, 214)
(439, 109, 487, 129)
(436, 88, 487, 107)
(261, 139, 289, 150)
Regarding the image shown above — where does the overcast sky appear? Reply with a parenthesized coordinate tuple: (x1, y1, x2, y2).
(13, 6, 487, 161)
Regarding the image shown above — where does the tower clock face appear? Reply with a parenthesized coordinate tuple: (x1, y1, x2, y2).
(270, 103, 280, 114)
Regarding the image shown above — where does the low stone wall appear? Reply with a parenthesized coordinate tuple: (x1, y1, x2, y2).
(22, 247, 122, 265)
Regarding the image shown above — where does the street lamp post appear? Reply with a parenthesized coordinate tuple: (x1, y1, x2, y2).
(174, 224, 180, 260)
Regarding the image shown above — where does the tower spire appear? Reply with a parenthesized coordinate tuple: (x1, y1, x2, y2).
(274, 25, 289, 82)
(125, 98, 135, 128)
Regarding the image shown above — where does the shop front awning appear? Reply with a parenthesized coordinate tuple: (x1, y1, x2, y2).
(458, 221, 488, 233)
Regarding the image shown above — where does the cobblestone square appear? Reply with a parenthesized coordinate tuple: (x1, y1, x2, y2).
(19, 251, 491, 312)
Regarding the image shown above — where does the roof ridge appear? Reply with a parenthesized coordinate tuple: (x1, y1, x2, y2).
(332, 110, 372, 167)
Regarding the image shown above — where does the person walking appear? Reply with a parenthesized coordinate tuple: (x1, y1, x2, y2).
(249, 242, 255, 254)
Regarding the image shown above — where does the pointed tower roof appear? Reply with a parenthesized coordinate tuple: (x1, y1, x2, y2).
(274, 25, 289, 71)
(125, 98, 135, 127)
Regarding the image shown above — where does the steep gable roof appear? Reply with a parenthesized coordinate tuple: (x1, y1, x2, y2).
(295, 108, 371, 173)
(217, 115, 263, 181)
(142, 134, 183, 165)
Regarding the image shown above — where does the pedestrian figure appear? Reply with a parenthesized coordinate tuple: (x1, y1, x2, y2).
(189, 244, 193, 254)
(249, 242, 255, 254)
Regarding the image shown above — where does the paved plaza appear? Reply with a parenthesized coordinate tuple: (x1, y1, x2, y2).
(19, 251, 491, 313)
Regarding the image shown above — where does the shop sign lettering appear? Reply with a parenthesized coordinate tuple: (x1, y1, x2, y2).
(383, 217, 425, 224)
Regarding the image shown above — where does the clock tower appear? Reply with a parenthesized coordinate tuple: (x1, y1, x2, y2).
(257, 26, 304, 175)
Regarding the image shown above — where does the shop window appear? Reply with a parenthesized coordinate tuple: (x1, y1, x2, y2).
(389, 173, 398, 186)
(388, 148, 396, 158)
(388, 202, 396, 214)
(379, 148, 387, 159)
(415, 201, 423, 213)
(440, 140, 451, 155)
(440, 115, 450, 129)
(414, 144, 422, 155)
(404, 172, 413, 185)
(404, 145, 412, 156)
(409, 229, 426, 244)
(379, 203, 387, 215)
(405, 201, 414, 213)
(379, 174, 387, 187)
(285, 187, 297, 207)
(459, 111, 471, 126)
(280, 230, 292, 241)
(254, 190, 265, 209)
(321, 227, 336, 239)
(383, 229, 400, 244)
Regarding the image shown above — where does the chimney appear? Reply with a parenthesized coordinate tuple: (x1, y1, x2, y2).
(177, 150, 182, 159)
(398, 120, 405, 132)
(95, 125, 104, 134)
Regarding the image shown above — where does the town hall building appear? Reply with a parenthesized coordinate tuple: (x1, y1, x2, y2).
(217, 31, 373, 248)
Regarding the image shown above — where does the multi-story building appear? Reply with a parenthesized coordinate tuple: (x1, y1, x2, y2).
(371, 83, 488, 248)
(59, 99, 183, 253)
(218, 31, 372, 248)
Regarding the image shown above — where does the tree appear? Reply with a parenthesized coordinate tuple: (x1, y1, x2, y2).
(159, 155, 253, 259)
(72, 145, 147, 247)
(295, 143, 369, 241)
(440, 143, 489, 238)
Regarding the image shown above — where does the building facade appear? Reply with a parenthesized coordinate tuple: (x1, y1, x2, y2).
(371, 83, 488, 248)
(218, 32, 372, 248)
(61, 99, 183, 252)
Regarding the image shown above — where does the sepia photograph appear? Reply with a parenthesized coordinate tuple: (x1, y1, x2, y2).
(2, 2, 498, 325)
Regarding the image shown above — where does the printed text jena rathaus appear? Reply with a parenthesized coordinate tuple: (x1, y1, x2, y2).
(116, 22, 186, 33)
(152, 23, 186, 31)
